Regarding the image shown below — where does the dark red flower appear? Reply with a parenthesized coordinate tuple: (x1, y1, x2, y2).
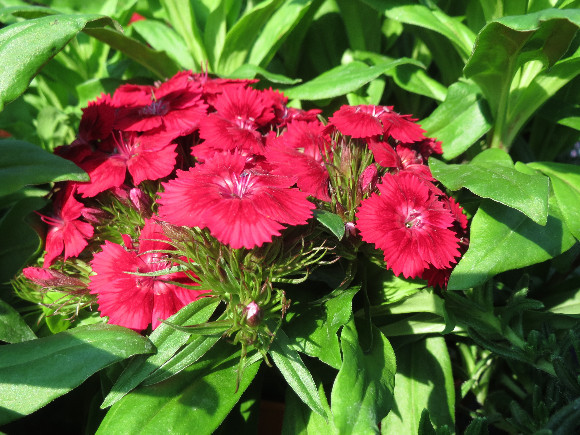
(89, 219, 208, 330)
(158, 152, 314, 249)
(356, 172, 460, 278)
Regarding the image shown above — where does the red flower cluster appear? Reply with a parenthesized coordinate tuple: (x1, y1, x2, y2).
(29, 71, 467, 330)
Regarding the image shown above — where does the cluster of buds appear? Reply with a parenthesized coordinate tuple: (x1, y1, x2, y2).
(18, 70, 468, 354)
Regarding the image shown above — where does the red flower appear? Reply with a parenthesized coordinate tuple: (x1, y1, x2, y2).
(368, 140, 434, 181)
(158, 152, 314, 249)
(266, 120, 331, 201)
(38, 185, 94, 267)
(356, 173, 460, 278)
(329, 105, 425, 142)
(89, 219, 208, 330)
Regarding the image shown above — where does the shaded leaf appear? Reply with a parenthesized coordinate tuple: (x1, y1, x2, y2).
(0, 298, 36, 344)
(313, 210, 345, 240)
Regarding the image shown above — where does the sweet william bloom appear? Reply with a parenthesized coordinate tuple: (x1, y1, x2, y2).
(329, 105, 425, 142)
(356, 173, 460, 278)
(89, 219, 208, 330)
(39, 185, 94, 267)
(158, 152, 314, 249)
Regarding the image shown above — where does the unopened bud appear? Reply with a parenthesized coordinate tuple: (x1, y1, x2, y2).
(345, 222, 357, 238)
(244, 301, 263, 327)
(359, 164, 378, 195)
(130, 188, 153, 217)
(22, 267, 86, 288)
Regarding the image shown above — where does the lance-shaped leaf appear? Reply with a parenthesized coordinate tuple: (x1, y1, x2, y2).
(0, 324, 154, 425)
(331, 319, 396, 433)
(0, 139, 88, 196)
(448, 197, 576, 290)
(528, 162, 580, 241)
(464, 9, 580, 119)
(382, 337, 455, 433)
(420, 81, 492, 160)
(430, 148, 549, 225)
(96, 343, 261, 435)
(0, 13, 116, 110)
(0, 298, 36, 344)
(101, 298, 219, 409)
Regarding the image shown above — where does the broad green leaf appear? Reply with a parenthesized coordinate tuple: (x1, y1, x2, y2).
(283, 58, 422, 101)
(101, 298, 219, 408)
(270, 328, 326, 418)
(366, 261, 425, 305)
(313, 210, 345, 240)
(131, 19, 196, 71)
(0, 195, 46, 283)
(160, 0, 207, 70)
(390, 64, 448, 102)
(285, 286, 358, 369)
(361, 0, 476, 59)
(0, 139, 88, 196)
(97, 343, 261, 435)
(464, 9, 580, 119)
(420, 81, 492, 160)
(282, 383, 336, 435)
(448, 198, 576, 290)
(248, 0, 314, 68)
(371, 288, 446, 317)
(0, 324, 154, 425)
(226, 64, 301, 84)
(331, 319, 396, 433)
(528, 161, 580, 241)
(379, 313, 451, 337)
(216, 0, 284, 75)
(83, 27, 179, 79)
(0, 298, 36, 343)
(336, 0, 381, 52)
(0, 13, 116, 110)
(430, 148, 549, 225)
(381, 337, 455, 433)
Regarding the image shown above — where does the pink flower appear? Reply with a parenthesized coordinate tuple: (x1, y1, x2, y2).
(329, 105, 425, 142)
(356, 172, 460, 278)
(38, 185, 94, 267)
(89, 219, 208, 330)
(158, 152, 314, 249)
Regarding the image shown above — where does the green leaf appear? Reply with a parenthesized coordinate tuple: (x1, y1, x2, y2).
(270, 328, 327, 418)
(0, 324, 154, 425)
(101, 298, 219, 409)
(226, 64, 301, 84)
(131, 19, 196, 71)
(216, 0, 284, 75)
(0, 298, 36, 343)
(313, 210, 345, 240)
(282, 382, 336, 435)
(390, 64, 448, 102)
(430, 148, 549, 225)
(283, 58, 422, 101)
(464, 9, 580, 119)
(420, 81, 492, 160)
(331, 319, 396, 433)
(361, 0, 476, 59)
(528, 162, 580, 241)
(0, 13, 116, 111)
(448, 198, 576, 290)
(285, 286, 359, 369)
(97, 343, 261, 435)
(381, 337, 455, 433)
(0, 139, 88, 196)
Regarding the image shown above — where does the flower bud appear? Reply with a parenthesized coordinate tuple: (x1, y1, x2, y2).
(130, 188, 153, 217)
(22, 267, 86, 288)
(244, 301, 263, 327)
(359, 164, 378, 195)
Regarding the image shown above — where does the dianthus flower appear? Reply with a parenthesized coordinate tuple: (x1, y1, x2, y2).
(89, 219, 208, 330)
(356, 172, 460, 278)
(157, 152, 314, 249)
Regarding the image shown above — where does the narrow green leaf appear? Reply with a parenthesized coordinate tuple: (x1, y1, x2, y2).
(0, 298, 36, 343)
(270, 328, 326, 418)
(97, 343, 261, 435)
(528, 161, 580, 241)
(331, 319, 396, 433)
(313, 210, 345, 240)
(226, 64, 301, 84)
(282, 383, 337, 435)
(101, 298, 219, 409)
(283, 58, 422, 100)
(448, 198, 576, 290)
(83, 27, 179, 79)
(420, 81, 492, 160)
(216, 0, 284, 75)
(0, 324, 154, 425)
(381, 337, 455, 433)
(0, 13, 116, 110)
(430, 148, 549, 225)
(0, 139, 87, 196)
(131, 19, 196, 71)
(390, 64, 447, 102)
